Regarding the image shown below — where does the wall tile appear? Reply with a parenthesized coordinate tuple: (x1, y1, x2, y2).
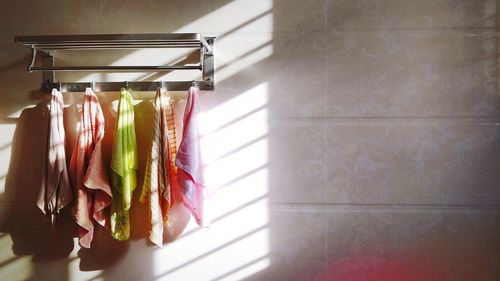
(325, 210, 449, 280)
(328, 0, 497, 30)
(212, 31, 326, 119)
(445, 212, 500, 281)
(273, 0, 326, 32)
(268, 32, 326, 118)
(261, 209, 326, 281)
(269, 124, 326, 204)
(444, 123, 500, 205)
(326, 120, 500, 205)
(327, 121, 451, 205)
(326, 30, 498, 117)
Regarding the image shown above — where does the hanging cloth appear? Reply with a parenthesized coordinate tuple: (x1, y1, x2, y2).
(175, 86, 205, 225)
(37, 88, 73, 225)
(69, 88, 112, 248)
(165, 90, 178, 204)
(140, 88, 177, 246)
(110, 88, 138, 240)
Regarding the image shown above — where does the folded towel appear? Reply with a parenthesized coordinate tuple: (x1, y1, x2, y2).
(176, 86, 205, 225)
(110, 88, 138, 241)
(37, 89, 73, 225)
(140, 88, 177, 246)
(69, 88, 112, 248)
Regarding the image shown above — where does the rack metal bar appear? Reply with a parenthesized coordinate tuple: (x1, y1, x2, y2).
(15, 33, 211, 50)
(30, 65, 202, 72)
(29, 45, 202, 50)
(44, 80, 213, 92)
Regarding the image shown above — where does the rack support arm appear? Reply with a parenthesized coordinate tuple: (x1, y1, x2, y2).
(28, 46, 37, 72)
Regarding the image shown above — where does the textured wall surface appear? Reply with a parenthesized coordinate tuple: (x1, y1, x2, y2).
(0, 1, 499, 281)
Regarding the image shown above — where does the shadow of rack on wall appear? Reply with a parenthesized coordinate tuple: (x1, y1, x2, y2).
(14, 33, 215, 92)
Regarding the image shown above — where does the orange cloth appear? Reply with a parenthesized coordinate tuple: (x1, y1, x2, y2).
(140, 88, 177, 246)
(37, 89, 73, 225)
(69, 88, 112, 248)
(165, 91, 178, 204)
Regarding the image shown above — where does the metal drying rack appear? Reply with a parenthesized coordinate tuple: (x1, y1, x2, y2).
(15, 33, 215, 92)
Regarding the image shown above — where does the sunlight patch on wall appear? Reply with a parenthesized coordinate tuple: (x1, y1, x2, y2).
(0, 124, 15, 194)
(198, 82, 268, 134)
(70, 0, 274, 86)
(216, 34, 273, 84)
(7, 105, 36, 119)
(153, 83, 270, 281)
(203, 138, 268, 188)
(0, 235, 32, 281)
(175, 0, 273, 33)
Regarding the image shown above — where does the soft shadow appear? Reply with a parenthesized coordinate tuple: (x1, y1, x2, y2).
(0, 54, 30, 75)
(77, 227, 130, 271)
(0, 96, 75, 263)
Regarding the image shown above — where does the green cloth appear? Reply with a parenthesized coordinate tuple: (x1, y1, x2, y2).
(111, 88, 138, 240)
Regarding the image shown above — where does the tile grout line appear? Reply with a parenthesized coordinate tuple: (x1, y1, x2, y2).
(323, 0, 328, 272)
(269, 202, 500, 212)
(271, 115, 500, 121)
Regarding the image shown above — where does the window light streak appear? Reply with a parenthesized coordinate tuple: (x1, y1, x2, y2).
(0, 235, 15, 264)
(216, 38, 273, 83)
(207, 198, 269, 241)
(174, 0, 273, 34)
(199, 83, 269, 134)
(153, 77, 270, 280)
(161, 202, 269, 266)
(0, 236, 31, 281)
(0, 178, 5, 194)
(0, 256, 31, 281)
(0, 124, 15, 194)
(154, 226, 270, 281)
(71, 0, 274, 85)
(217, 10, 273, 40)
(202, 134, 268, 167)
(216, 41, 272, 73)
(210, 169, 269, 218)
(210, 255, 271, 281)
(7, 106, 36, 119)
(5, 1, 275, 280)
(177, 168, 269, 240)
(203, 138, 268, 188)
(0, 125, 15, 148)
(200, 112, 268, 165)
(180, 193, 270, 240)
(170, 173, 269, 248)
(200, 105, 267, 140)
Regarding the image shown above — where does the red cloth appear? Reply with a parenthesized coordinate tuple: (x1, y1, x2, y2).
(175, 87, 205, 225)
(69, 88, 112, 248)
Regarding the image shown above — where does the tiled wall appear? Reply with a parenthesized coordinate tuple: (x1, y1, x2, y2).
(0, 1, 499, 281)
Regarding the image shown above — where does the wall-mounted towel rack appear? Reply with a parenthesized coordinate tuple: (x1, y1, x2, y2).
(15, 33, 215, 92)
